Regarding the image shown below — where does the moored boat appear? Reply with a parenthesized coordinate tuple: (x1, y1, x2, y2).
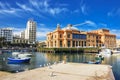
(112, 50, 120, 53)
(99, 48, 112, 56)
(7, 57, 31, 64)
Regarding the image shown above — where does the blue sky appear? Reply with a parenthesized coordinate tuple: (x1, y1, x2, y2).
(0, 0, 120, 41)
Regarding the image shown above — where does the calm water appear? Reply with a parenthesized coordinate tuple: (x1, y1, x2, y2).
(0, 52, 120, 80)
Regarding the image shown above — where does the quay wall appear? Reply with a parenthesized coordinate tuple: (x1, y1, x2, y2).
(0, 63, 115, 80)
(37, 47, 99, 53)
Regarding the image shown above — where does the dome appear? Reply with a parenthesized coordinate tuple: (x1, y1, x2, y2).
(62, 24, 79, 30)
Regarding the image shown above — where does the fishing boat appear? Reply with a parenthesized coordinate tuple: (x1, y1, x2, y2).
(7, 57, 31, 64)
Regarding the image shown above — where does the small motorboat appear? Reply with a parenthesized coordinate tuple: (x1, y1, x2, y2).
(18, 53, 32, 58)
(7, 57, 31, 64)
(112, 49, 120, 54)
(99, 48, 112, 56)
(12, 52, 32, 58)
(87, 60, 101, 64)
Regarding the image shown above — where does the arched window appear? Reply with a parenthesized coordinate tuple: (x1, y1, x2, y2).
(60, 34, 62, 38)
(67, 33, 70, 38)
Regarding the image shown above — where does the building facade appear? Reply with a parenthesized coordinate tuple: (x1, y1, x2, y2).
(20, 30, 25, 39)
(89, 29, 116, 48)
(46, 24, 116, 48)
(13, 37, 28, 44)
(25, 19, 36, 44)
(0, 28, 13, 42)
(116, 39, 120, 48)
(47, 24, 87, 48)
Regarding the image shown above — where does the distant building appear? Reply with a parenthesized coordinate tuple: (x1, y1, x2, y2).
(25, 19, 36, 44)
(13, 37, 28, 44)
(20, 30, 25, 39)
(38, 41, 47, 48)
(0, 28, 13, 42)
(46, 24, 116, 48)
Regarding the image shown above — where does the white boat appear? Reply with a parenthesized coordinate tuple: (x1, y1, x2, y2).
(112, 50, 120, 54)
(12, 52, 21, 57)
(18, 53, 32, 58)
(99, 48, 112, 56)
(12, 52, 32, 58)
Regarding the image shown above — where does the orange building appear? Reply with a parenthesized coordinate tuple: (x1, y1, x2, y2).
(89, 29, 116, 48)
(47, 24, 86, 48)
(46, 24, 116, 48)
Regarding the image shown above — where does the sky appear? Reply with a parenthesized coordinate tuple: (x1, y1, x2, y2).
(0, 0, 120, 41)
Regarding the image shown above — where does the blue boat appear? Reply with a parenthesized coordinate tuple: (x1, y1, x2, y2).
(8, 57, 31, 64)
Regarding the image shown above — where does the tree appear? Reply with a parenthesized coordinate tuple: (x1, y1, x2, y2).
(0, 37, 6, 47)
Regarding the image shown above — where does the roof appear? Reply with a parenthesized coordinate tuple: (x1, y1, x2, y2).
(62, 24, 79, 31)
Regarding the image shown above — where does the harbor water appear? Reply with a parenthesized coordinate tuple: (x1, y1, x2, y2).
(0, 52, 120, 80)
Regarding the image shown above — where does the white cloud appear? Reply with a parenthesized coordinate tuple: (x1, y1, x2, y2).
(12, 27, 25, 36)
(0, 0, 69, 18)
(16, 3, 33, 12)
(111, 29, 120, 38)
(73, 20, 97, 27)
(37, 23, 55, 40)
(29, 0, 68, 15)
(37, 26, 53, 40)
(0, 9, 15, 14)
(81, 4, 86, 14)
(108, 8, 120, 17)
(49, 8, 68, 15)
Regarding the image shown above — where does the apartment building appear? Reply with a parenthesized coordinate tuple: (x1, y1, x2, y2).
(0, 28, 13, 42)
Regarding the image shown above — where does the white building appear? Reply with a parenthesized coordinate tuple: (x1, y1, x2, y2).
(0, 28, 13, 42)
(20, 30, 25, 39)
(25, 19, 36, 44)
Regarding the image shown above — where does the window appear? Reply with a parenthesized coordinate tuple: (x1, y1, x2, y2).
(73, 41, 75, 47)
(76, 41, 78, 46)
(60, 40, 62, 47)
(67, 33, 70, 38)
(67, 41, 70, 47)
(72, 34, 86, 39)
(55, 35, 56, 38)
(55, 41, 56, 47)
(51, 35, 53, 39)
(60, 34, 62, 38)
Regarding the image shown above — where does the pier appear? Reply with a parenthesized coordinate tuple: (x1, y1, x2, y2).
(0, 63, 115, 80)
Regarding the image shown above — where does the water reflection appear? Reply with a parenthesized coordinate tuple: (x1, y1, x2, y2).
(0, 52, 120, 79)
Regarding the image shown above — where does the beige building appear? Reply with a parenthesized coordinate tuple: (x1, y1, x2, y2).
(13, 37, 28, 44)
(46, 24, 116, 48)
(47, 24, 87, 48)
(86, 32, 102, 47)
(116, 39, 120, 48)
(90, 29, 116, 48)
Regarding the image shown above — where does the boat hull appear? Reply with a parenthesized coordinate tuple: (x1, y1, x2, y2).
(8, 57, 30, 64)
